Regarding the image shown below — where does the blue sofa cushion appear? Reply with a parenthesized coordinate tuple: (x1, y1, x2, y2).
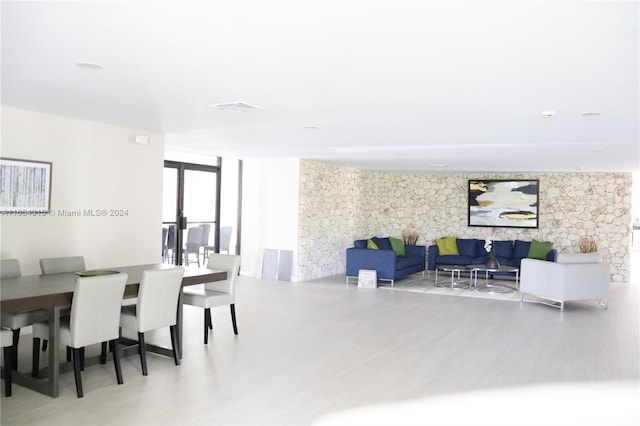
(372, 237, 392, 251)
(396, 255, 418, 270)
(493, 240, 513, 258)
(476, 239, 490, 256)
(436, 255, 471, 266)
(457, 239, 477, 257)
(354, 240, 367, 249)
(512, 240, 531, 259)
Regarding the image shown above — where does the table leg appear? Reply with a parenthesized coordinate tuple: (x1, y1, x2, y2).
(10, 305, 62, 397)
(48, 305, 61, 397)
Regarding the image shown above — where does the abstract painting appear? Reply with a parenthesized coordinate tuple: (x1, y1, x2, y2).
(468, 179, 539, 228)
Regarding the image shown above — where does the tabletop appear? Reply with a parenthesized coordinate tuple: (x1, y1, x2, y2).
(0, 263, 227, 313)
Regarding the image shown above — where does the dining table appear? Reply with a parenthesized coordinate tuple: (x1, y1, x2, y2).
(0, 263, 227, 398)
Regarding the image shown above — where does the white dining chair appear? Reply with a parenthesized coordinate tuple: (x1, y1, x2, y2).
(1, 328, 15, 397)
(1, 259, 50, 371)
(32, 273, 128, 398)
(183, 227, 203, 266)
(119, 267, 185, 376)
(39, 256, 86, 274)
(182, 254, 241, 344)
(37, 256, 86, 353)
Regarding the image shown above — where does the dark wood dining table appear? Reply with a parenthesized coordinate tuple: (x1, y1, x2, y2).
(0, 263, 227, 398)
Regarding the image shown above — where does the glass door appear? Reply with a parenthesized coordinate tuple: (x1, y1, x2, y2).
(163, 160, 220, 267)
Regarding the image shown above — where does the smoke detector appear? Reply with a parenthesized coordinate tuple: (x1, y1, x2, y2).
(209, 102, 262, 112)
(541, 110, 556, 118)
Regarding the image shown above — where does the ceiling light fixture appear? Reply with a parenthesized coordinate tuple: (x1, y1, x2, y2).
(580, 111, 601, 116)
(75, 61, 104, 70)
(208, 102, 262, 112)
(541, 110, 556, 118)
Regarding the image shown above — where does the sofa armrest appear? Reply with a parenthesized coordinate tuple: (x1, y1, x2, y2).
(427, 244, 439, 271)
(346, 248, 397, 280)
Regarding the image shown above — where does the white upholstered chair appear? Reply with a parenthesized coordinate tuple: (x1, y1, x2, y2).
(39, 256, 86, 274)
(33, 273, 128, 398)
(520, 253, 610, 311)
(183, 227, 203, 266)
(1, 259, 49, 371)
(37, 256, 86, 353)
(182, 254, 241, 344)
(119, 267, 185, 376)
(1, 328, 15, 397)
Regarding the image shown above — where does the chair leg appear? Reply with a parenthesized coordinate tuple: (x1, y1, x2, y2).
(42, 339, 48, 352)
(67, 347, 72, 362)
(207, 309, 213, 330)
(230, 304, 238, 335)
(72, 348, 84, 398)
(79, 347, 85, 371)
(11, 329, 20, 370)
(169, 325, 180, 366)
(32, 337, 41, 378)
(204, 308, 211, 344)
(138, 332, 148, 376)
(100, 342, 108, 364)
(4, 346, 13, 397)
(109, 340, 123, 385)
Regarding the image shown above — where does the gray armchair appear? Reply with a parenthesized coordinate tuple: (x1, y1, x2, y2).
(520, 253, 610, 311)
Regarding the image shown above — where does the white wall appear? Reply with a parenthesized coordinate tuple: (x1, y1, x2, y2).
(0, 107, 164, 275)
(240, 159, 299, 280)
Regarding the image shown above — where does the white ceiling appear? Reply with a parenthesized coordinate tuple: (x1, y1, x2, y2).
(2, 1, 638, 172)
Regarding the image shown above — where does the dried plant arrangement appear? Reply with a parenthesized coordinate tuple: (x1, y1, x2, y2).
(402, 228, 420, 245)
(579, 237, 598, 253)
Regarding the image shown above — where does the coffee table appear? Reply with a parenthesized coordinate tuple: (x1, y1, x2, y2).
(435, 265, 471, 289)
(470, 265, 519, 293)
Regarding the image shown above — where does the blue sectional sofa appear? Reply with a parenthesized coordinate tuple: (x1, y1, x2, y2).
(346, 237, 427, 286)
(427, 238, 557, 272)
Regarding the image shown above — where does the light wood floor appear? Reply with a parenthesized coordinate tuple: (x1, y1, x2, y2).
(1, 271, 639, 425)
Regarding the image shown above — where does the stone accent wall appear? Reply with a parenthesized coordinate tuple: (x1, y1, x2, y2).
(298, 161, 364, 281)
(298, 160, 632, 282)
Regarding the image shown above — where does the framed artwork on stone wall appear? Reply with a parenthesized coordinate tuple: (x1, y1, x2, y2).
(0, 157, 52, 213)
(468, 179, 539, 228)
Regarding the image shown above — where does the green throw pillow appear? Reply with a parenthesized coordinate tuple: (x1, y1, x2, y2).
(367, 239, 379, 250)
(389, 237, 406, 256)
(528, 239, 554, 260)
(435, 236, 459, 255)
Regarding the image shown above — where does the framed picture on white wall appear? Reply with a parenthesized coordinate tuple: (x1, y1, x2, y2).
(0, 157, 52, 213)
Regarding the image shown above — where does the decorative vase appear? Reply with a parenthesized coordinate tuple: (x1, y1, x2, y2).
(485, 256, 500, 269)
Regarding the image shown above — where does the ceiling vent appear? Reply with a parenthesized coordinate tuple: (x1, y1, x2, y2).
(209, 102, 262, 112)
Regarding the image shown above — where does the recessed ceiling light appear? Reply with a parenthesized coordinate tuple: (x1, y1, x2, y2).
(426, 164, 448, 168)
(75, 62, 104, 70)
(208, 102, 262, 112)
(303, 126, 319, 130)
(541, 110, 556, 118)
(580, 111, 601, 116)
